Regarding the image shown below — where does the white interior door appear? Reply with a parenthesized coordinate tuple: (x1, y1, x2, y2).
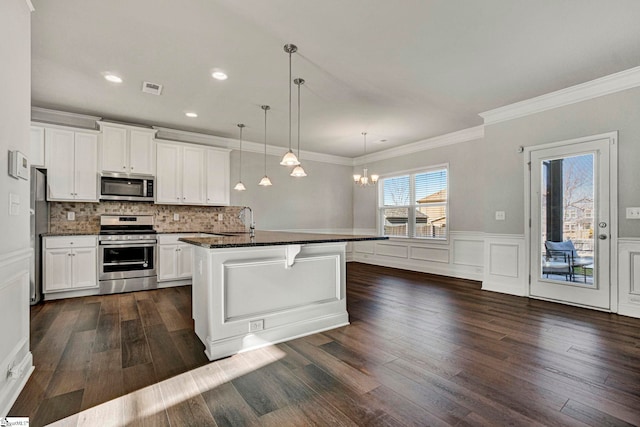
(529, 135, 614, 310)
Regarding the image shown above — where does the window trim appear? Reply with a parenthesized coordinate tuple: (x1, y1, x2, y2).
(376, 163, 450, 241)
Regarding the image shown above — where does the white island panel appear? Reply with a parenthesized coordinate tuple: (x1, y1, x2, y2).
(191, 242, 349, 360)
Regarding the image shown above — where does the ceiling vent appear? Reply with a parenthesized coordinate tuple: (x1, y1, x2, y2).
(142, 81, 163, 95)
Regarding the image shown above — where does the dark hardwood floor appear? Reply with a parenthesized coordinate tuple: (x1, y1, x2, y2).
(9, 262, 640, 426)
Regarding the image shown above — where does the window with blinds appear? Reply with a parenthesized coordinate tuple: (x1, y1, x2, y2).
(379, 167, 448, 239)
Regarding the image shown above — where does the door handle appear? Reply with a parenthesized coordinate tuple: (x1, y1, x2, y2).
(598, 234, 608, 240)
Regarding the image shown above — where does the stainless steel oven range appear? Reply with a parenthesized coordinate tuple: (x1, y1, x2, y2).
(98, 215, 157, 294)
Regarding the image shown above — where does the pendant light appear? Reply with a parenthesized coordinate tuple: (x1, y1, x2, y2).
(354, 132, 379, 186)
(233, 124, 247, 191)
(280, 43, 300, 167)
(259, 105, 273, 186)
(290, 78, 307, 177)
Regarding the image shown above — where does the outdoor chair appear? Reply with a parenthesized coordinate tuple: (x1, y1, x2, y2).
(544, 240, 593, 282)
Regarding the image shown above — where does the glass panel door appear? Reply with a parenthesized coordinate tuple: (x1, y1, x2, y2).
(530, 137, 611, 310)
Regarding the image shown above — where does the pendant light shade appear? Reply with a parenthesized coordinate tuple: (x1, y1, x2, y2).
(354, 132, 378, 186)
(259, 105, 273, 186)
(233, 123, 246, 191)
(291, 78, 307, 178)
(280, 44, 300, 167)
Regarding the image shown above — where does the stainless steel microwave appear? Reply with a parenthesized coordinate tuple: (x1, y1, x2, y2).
(100, 172, 154, 202)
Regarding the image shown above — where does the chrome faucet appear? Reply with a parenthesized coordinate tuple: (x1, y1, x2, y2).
(238, 206, 255, 237)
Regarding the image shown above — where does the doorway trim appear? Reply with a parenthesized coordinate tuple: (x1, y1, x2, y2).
(523, 131, 618, 312)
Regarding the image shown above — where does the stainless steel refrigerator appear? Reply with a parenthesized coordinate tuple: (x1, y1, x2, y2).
(30, 167, 48, 305)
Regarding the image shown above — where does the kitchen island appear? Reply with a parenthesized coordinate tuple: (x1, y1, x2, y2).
(180, 231, 388, 360)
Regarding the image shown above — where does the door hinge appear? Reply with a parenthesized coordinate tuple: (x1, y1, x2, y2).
(527, 161, 531, 171)
(529, 274, 531, 284)
(529, 218, 532, 228)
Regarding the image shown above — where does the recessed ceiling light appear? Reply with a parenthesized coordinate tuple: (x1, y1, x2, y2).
(211, 71, 228, 80)
(185, 112, 198, 118)
(104, 74, 123, 83)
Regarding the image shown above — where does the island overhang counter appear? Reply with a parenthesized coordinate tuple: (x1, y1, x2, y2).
(180, 231, 388, 360)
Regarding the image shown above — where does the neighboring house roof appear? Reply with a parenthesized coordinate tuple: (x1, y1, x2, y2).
(418, 189, 447, 203)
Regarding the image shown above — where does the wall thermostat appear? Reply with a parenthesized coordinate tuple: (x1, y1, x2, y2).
(9, 150, 29, 180)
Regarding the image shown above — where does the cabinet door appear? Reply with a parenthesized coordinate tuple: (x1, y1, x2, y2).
(72, 247, 97, 288)
(158, 244, 178, 281)
(206, 149, 230, 206)
(182, 145, 206, 205)
(156, 143, 182, 204)
(177, 244, 193, 279)
(30, 126, 46, 167)
(45, 128, 76, 200)
(129, 130, 155, 175)
(74, 133, 99, 201)
(101, 126, 128, 173)
(44, 248, 72, 292)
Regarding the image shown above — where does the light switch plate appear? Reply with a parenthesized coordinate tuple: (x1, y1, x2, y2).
(626, 207, 640, 219)
(9, 193, 20, 216)
(495, 211, 506, 221)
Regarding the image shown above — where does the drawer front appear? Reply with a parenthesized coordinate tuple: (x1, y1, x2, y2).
(45, 235, 97, 249)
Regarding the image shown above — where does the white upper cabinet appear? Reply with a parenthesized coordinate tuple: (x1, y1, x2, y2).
(30, 125, 46, 167)
(206, 147, 230, 206)
(182, 144, 206, 205)
(156, 140, 229, 206)
(99, 122, 156, 175)
(45, 127, 99, 202)
(156, 142, 182, 204)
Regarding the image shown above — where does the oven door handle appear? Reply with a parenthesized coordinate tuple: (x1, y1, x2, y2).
(102, 261, 150, 266)
(100, 241, 157, 246)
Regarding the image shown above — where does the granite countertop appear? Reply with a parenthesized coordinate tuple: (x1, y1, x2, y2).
(179, 230, 388, 249)
(41, 232, 99, 237)
(41, 231, 239, 237)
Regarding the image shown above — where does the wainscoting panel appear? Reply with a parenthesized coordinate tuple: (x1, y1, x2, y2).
(452, 238, 484, 267)
(482, 235, 527, 296)
(618, 239, 640, 318)
(0, 249, 34, 417)
(409, 246, 449, 263)
(350, 231, 485, 282)
(375, 243, 409, 259)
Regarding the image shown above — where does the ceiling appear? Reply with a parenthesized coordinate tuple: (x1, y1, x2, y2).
(31, 0, 640, 158)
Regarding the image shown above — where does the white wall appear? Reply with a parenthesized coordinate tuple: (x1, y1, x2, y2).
(0, 0, 34, 416)
(230, 150, 354, 232)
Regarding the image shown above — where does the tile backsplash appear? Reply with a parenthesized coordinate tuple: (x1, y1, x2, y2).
(49, 202, 246, 234)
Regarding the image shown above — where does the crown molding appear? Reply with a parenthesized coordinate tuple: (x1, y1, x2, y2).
(31, 107, 101, 129)
(153, 126, 353, 166)
(25, 0, 34, 12)
(353, 125, 484, 166)
(480, 66, 640, 125)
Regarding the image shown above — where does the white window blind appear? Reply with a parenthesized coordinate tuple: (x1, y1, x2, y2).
(379, 167, 448, 239)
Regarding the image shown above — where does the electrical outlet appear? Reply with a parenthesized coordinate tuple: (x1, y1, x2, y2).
(218, 213, 224, 221)
(67, 211, 75, 221)
(249, 319, 264, 332)
(173, 213, 179, 221)
(626, 207, 640, 219)
(495, 211, 506, 221)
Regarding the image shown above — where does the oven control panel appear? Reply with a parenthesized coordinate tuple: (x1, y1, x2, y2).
(99, 234, 157, 242)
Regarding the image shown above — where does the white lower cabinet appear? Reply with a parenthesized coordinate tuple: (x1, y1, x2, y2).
(158, 234, 195, 282)
(43, 236, 98, 293)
